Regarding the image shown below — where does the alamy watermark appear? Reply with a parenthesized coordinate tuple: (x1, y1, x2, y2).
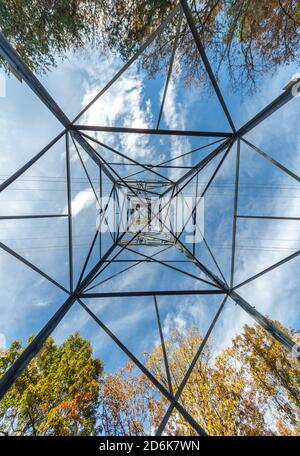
(95, 190, 205, 244)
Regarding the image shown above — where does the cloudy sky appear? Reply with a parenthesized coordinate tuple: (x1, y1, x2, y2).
(0, 23, 300, 381)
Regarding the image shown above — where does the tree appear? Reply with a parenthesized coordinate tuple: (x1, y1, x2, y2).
(0, 0, 104, 73)
(98, 361, 162, 436)
(1, 321, 299, 436)
(102, 0, 300, 91)
(231, 322, 300, 435)
(1, 1, 299, 90)
(144, 327, 271, 435)
(102, 323, 299, 436)
(0, 333, 103, 435)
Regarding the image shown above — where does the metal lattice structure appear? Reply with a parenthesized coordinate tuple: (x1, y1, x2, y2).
(0, 0, 299, 436)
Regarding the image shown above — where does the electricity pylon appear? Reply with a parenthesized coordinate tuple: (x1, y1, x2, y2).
(0, 0, 299, 436)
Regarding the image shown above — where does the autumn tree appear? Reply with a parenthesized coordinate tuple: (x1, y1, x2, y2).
(102, 0, 300, 91)
(102, 322, 299, 436)
(98, 361, 163, 436)
(1, 1, 299, 91)
(151, 323, 299, 435)
(1, 321, 298, 436)
(143, 326, 271, 436)
(231, 322, 300, 435)
(0, 333, 103, 435)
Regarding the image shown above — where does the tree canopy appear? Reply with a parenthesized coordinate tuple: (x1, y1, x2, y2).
(0, 0, 103, 73)
(0, 333, 103, 435)
(102, 0, 300, 90)
(0, 1, 299, 91)
(0, 320, 299, 435)
(100, 322, 300, 436)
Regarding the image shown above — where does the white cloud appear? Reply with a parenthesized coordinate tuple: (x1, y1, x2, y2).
(65, 188, 95, 217)
(32, 297, 52, 307)
(79, 56, 154, 163)
(160, 77, 192, 180)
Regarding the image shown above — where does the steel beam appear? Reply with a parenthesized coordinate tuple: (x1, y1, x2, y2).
(72, 136, 100, 205)
(65, 132, 74, 293)
(71, 132, 116, 184)
(0, 241, 69, 294)
(0, 214, 68, 220)
(234, 249, 300, 291)
(169, 83, 298, 193)
(99, 165, 102, 260)
(174, 139, 233, 198)
(241, 138, 300, 183)
(157, 11, 183, 129)
(176, 238, 298, 357)
(123, 138, 226, 181)
(162, 138, 232, 196)
(153, 208, 299, 358)
(156, 296, 228, 435)
(101, 260, 190, 263)
(75, 184, 116, 289)
(72, 125, 233, 138)
(0, 33, 70, 126)
(229, 291, 298, 354)
(0, 295, 74, 400)
(230, 140, 240, 287)
(123, 245, 218, 288)
(237, 215, 300, 221)
(180, 0, 236, 132)
(77, 298, 208, 436)
(0, 130, 65, 193)
(85, 246, 173, 291)
(154, 296, 173, 395)
(77, 233, 127, 292)
(80, 290, 226, 299)
(238, 85, 298, 137)
(71, 4, 181, 124)
(80, 132, 174, 184)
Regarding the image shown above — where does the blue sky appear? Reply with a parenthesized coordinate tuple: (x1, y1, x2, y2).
(0, 27, 300, 381)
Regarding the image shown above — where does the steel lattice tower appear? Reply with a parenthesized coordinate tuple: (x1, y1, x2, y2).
(0, 1, 299, 436)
